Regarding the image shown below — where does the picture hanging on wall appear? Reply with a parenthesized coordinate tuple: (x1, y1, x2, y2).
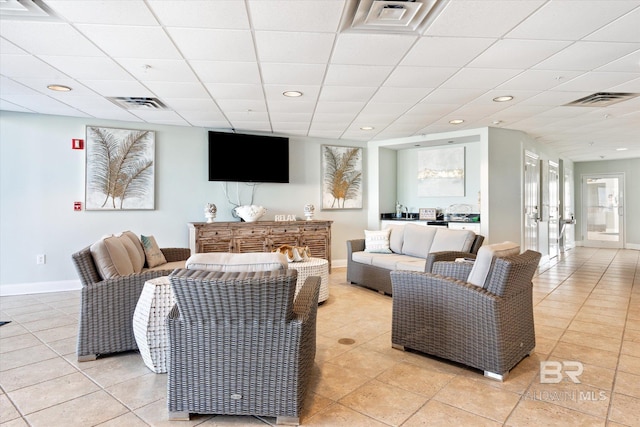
(85, 126, 155, 210)
(321, 145, 363, 210)
(417, 146, 465, 197)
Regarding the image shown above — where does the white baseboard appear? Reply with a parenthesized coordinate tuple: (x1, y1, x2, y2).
(332, 258, 347, 269)
(626, 243, 640, 250)
(0, 280, 81, 296)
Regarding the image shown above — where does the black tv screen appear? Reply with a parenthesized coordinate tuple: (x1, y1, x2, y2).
(208, 131, 289, 183)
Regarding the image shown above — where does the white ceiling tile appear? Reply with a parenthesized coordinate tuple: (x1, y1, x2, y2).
(383, 67, 457, 88)
(267, 100, 317, 114)
(0, 92, 86, 115)
(0, 54, 69, 80)
(38, 56, 133, 81)
(519, 91, 592, 107)
(115, 59, 197, 82)
(0, 21, 103, 57)
(498, 70, 586, 91)
(505, 1, 638, 40)
(45, 0, 157, 25)
(144, 82, 211, 99)
(260, 63, 327, 85)
(406, 103, 459, 116)
(534, 42, 640, 71)
(167, 28, 256, 61)
(608, 77, 640, 92)
(441, 68, 522, 89)
(307, 129, 345, 139)
(359, 103, 413, 116)
(228, 121, 272, 132)
(596, 49, 640, 72)
(161, 98, 220, 113)
(191, 62, 261, 84)
(586, 7, 640, 42)
(263, 85, 321, 101)
(324, 64, 393, 86)
(224, 110, 270, 122)
(311, 112, 356, 124)
(331, 33, 417, 66)
(215, 99, 267, 112)
(205, 84, 264, 101)
(0, 38, 26, 54)
(148, 0, 249, 29)
(319, 86, 378, 102)
(269, 112, 313, 122)
(402, 37, 495, 67)
(553, 72, 638, 92)
(470, 39, 571, 69)
(420, 88, 486, 104)
(369, 87, 431, 104)
(248, 0, 343, 32)
(425, 0, 545, 38)
(79, 80, 155, 97)
(75, 24, 181, 59)
(315, 101, 366, 114)
(255, 31, 335, 64)
(12, 78, 93, 96)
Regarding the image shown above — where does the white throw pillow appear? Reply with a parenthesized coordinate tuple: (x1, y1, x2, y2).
(364, 229, 392, 254)
(467, 241, 520, 287)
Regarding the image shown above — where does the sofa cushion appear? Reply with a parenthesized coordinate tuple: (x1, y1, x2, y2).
(185, 252, 288, 272)
(145, 260, 185, 273)
(121, 231, 145, 272)
(364, 229, 392, 253)
(402, 224, 436, 258)
(387, 225, 404, 254)
(467, 241, 520, 287)
(396, 259, 427, 272)
(141, 235, 167, 268)
(90, 235, 135, 279)
(371, 254, 416, 270)
(430, 228, 476, 253)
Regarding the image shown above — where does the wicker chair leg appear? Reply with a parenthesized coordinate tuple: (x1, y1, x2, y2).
(168, 411, 190, 421)
(77, 354, 97, 362)
(276, 415, 299, 425)
(484, 371, 508, 382)
(392, 343, 405, 351)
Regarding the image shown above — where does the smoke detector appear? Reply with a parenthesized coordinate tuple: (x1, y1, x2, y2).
(108, 97, 168, 110)
(343, 0, 445, 35)
(565, 92, 639, 107)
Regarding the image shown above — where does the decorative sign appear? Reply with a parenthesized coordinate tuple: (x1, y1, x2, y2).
(275, 214, 297, 222)
(419, 208, 437, 220)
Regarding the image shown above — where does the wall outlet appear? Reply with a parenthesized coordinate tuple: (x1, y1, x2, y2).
(36, 254, 46, 265)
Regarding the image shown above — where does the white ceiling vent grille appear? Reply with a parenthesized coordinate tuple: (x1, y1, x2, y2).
(108, 97, 168, 110)
(0, 0, 59, 21)
(344, 0, 445, 35)
(565, 92, 640, 107)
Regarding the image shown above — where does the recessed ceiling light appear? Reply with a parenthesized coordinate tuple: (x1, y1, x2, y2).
(282, 91, 303, 97)
(616, 148, 628, 151)
(493, 95, 513, 102)
(47, 84, 71, 92)
(449, 119, 464, 125)
(360, 126, 374, 130)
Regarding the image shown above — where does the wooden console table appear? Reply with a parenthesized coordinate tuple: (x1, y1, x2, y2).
(188, 220, 332, 269)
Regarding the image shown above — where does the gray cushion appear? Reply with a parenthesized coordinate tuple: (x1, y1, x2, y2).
(401, 224, 436, 258)
(185, 252, 288, 272)
(467, 241, 520, 287)
(430, 227, 476, 253)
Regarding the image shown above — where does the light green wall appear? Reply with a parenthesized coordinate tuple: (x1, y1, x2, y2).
(574, 158, 640, 248)
(0, 111, 367, 293)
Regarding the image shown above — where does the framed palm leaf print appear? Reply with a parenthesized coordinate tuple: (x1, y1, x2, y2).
(321, 145, 363, 210)
(85, 126, 155, 210)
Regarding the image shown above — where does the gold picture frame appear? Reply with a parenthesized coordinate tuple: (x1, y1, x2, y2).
(419, 208, 437, 220)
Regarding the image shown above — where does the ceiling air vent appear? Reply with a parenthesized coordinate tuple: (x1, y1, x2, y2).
(0, 0, 59, 21)
(108, 97, 168, 110)
(343, 0, 445, 35)
(565, 92, 639, 107)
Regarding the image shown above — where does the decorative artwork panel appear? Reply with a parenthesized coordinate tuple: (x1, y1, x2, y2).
(85, 126, 155, 210)
(321, 145, 363, 210)
(417, 146, 465, 197)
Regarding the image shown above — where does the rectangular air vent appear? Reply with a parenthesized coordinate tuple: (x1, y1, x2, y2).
(565, 92, 639, 107)
(344, 0, 445, 34)
(108, 97, 168, 110)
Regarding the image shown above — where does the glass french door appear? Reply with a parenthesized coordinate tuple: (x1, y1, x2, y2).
(582, 173, 624, 248)
(523, 151, 540, 252)
(548, 161, 560, 259)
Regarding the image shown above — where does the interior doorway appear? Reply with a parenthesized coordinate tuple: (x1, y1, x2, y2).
(582, 173, 624, 248)
(523, 151, 540, 253)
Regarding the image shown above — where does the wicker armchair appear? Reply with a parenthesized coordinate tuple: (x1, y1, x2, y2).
(167, 268, 320, 425)
(72, 246, 190, 361)
(390, 249, 541, 381)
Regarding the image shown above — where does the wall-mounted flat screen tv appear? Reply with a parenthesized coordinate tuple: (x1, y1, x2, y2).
(208, 131, 289, 183)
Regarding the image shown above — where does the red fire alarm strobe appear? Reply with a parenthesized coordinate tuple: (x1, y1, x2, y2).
(72, 139, 84, 150)
(74, 201, 82, 211)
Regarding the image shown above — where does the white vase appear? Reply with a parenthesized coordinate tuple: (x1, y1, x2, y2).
(304, 204, 315, 221)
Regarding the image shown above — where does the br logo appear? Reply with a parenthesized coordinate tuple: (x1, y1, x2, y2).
(540, 361, 583, 384)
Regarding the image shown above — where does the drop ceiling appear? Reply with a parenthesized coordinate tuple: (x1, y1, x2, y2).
(1, 0, 639, 162)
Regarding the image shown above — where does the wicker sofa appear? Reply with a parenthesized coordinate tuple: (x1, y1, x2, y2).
(346, 223, 484, 295)
(167, 268, 320, 425)
(390, 244, 541, 380)
(71, 231, 190, 361)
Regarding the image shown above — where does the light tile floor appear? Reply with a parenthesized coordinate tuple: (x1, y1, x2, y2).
(1, 247, 639, 426)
